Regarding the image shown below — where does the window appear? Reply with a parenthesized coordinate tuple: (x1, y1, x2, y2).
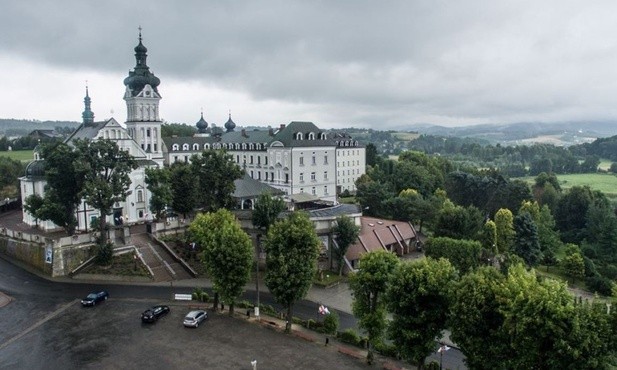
(311, 172, 316, 181)
(320, 133, 326, 140)
(204, 144, 210, 150)
(265, 156, 268, 165)
(258, 172, 261, 180)
(172, 144, 179, 151)
(324, 171, 328, 180)
(250, 155, 254, 164)
(285, 174, 289, 183)
(312, 187, 316, 195)
(324, 186, 328, 195)
(296, 132, 303, 140)
(137, 189, 144, 203)
(300, 173, 304, 182)
(299, 156, 304, 166)
(250, 170, 254, 178)
(154, 144, 157, 151)
(312, 154, 316, 165)
(257, 156, 261, 165)
(193, 143, 199, 150)
(182, 143, 189, 151)
(265, 172, 269, 181)
(308, 132, 315, 140)
(147, 128, 151, 137)
(324, 155, 328, 165)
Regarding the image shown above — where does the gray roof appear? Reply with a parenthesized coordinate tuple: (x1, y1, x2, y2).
(233, 174, 284, 198)
(308, 203, 362, 218)
(272, 121, 336, 147)
(162, 136, 217, 148)
(220, 129, 273, 144)
(289, 192, 321, 203)
(64, 120, 110, 144)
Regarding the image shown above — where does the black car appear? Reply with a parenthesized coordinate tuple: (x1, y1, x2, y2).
(141, 305, 171, 323)
(81, 290, 109, 307)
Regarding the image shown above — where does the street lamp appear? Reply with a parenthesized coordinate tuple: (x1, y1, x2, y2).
(438, 343, 450, 370)
(251, 359, 257, 370)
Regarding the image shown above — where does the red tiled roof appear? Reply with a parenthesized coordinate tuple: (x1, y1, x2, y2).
(345, 217, 416, 260)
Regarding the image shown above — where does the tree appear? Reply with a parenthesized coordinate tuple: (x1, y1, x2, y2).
(145, 167, 173, 220)
(561, 251, 585, 283)
(332, 215, 360, 276)
(264, 211, 321, 332)
(190, 209, 253, 315)
(349, 250, 399, 364)
(355, 178, 393, 218)
(386, 258, 457, 369)
(0, 156, 25, 199)
(24, 142, 85, 235)
(170, 162, 197, 218)
(433, 201, 484, 240)
(190, 149, 243, 211)
(555, 186, 595, 243)
(365, 143, 379, 167)
(252, 192, 286, 234)
(450, 267, 510, 370)
(23, 194, 44, 227)
(479, 220, 497, 254)
(74, 139, 137, 242)
(512, 212, 541, 266)
(424, 237, 484, 275)
(494, 208, 515, 253)
(519, 201, 562, 265)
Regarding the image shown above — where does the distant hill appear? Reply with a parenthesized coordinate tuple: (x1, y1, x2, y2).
(0, 119, 80, 137)
(398, 121, 617, 146)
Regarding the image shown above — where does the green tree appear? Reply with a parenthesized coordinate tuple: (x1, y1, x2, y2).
(479, 220, 497, 253)
(424, 237, 483, 275)
(555, 186, 595, 243)
(190, 149, 243, 211)
(494, 208, 515, 253)
(190, 209, 254, 315)
(264, 211, 321, 332)
(355, 178, 393, 217)
(252, 192, 286, 234)
(24, 142, 86, 235)
(332, 215, 360, 276)
(513, 212, 541, 266)
(561, 251, 585, 283)
(433, 201, 484, 240)
(0, 156, 25, 199)
(74, 139, 137, 240)
(348, 250, 399, 363)
(519, 201, 561, 265)
(23, 194, 45, 227)
(386, 258, 457, 369)
(145, 167, 173, 220)
(365, 143, 378, 167)
(170, 162, 197, 218)
(450, 266, 510, 370)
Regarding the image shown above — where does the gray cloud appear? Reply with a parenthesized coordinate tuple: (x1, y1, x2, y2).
(2, 0, 617, 128)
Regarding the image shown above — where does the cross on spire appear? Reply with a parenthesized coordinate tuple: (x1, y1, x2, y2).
(138, 26, 142, 42)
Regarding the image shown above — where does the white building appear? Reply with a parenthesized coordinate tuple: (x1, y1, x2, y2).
(20, 32, 163, 232)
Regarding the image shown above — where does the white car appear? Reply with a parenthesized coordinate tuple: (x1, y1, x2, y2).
(183, 310, 207, 328)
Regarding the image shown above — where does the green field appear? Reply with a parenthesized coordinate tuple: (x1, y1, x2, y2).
(521, 173, 617, 198)
(393, 132, 420, 141)
(0, 150, 34, 162)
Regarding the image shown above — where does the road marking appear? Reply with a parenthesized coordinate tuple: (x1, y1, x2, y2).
(0, 299, 78, 351)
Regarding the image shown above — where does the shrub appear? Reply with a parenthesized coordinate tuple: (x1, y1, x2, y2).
(259, 304, 277, 317)
(338, 328, 361, 346)
(199, 291, 209, 302)
(374, 340, 398, 358)
(95, 240, 114, 266)
(323, 311, 339, 335)
(292, 316, 305, 325)
(586, 276, 613, 296)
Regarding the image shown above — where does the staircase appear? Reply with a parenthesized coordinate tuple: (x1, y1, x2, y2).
(131, 233, 193, 282)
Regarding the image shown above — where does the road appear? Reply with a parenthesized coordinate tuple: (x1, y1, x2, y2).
(0, 256, 465, 369)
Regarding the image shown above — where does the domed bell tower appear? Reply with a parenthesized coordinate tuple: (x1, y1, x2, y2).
(124, 28, 163, 164)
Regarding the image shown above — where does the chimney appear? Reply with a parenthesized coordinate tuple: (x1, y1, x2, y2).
(279, 124, 286, 130)
(268, 128, 274, 136)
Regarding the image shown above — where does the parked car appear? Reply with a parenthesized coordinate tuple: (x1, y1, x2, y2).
(141, 305, 170, 323)
(81, 290, 109, 307)
(183, 310, 207, 328)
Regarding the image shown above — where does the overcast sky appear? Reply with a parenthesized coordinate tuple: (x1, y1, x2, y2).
(2, 1, 617, 130)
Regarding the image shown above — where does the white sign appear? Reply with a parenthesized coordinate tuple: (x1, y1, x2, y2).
(45, 246, 52, 264)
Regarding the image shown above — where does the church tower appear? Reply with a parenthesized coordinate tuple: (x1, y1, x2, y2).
(124, 28, 163, 164)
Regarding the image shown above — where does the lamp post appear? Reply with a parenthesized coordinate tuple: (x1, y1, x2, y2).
(438, 343, 450, 370)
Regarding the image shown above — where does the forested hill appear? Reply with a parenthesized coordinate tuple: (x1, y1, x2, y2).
(573, 135, 617, 161)
(0, 119, 80, 136)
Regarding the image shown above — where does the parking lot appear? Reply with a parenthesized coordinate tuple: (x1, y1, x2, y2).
(0, 298, 370, 370)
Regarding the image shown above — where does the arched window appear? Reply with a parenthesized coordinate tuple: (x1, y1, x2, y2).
(182, 143, 189, 151)
(137, 189, 144, 203)
(172, 144, 179, 151)
(249, 143, 254, 150)
(256, 143, 261, 150)
(204, 143, 210, 150)
(193, 143, 199, 151)
(308, 132, 315, 140)
(242, 143, 247, 150)
(320, 133, 327, 140)
(235, 143, 240, 150)
(296, 132, 303, 140)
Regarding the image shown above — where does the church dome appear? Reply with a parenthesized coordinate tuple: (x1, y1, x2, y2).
(123, 30, 160, 96)
(134, 40, 147, 54)
(196, 112, 208, 133)
(25, 160, 46, 178)
(224, 113, 236, 132)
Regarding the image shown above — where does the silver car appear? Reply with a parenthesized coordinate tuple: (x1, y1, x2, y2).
(183, 310, 207, 328)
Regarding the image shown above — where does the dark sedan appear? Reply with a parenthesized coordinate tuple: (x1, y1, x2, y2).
(141, 305, 170, 323)
(81, 290, 109, 307)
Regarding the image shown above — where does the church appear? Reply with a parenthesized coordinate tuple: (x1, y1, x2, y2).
(20, 31, 366, 232)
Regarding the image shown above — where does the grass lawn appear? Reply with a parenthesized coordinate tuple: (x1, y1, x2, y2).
(83, 252, 151, 277)
(0, 150, 34, 162)
(520, 173, 617, 198)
